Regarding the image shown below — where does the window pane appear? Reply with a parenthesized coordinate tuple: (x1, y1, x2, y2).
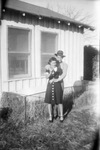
(41, 32, 58, 75)
(41, 54, 53, 74)
(8, 54, 29, 78)
(8, 28, 29, 52)
(41, 32, 57, 53)
(8, 27, 31, 79)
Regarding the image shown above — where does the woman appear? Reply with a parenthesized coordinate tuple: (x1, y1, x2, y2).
(44, 57, 63, 122)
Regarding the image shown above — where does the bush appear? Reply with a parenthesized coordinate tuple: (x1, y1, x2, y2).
(93, 55, 99, 80)
(1, 92, 25, 124)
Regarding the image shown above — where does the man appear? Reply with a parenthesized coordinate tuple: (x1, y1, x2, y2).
(54, 50, 68, 121)
(54, 50, 68, 90)
(45, 50, 68, 86)
(45, 50, 68, 122)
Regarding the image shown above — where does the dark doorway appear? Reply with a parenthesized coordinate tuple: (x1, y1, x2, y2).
(84, 45, 98, 81)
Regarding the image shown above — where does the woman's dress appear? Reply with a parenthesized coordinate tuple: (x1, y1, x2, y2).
(45, 66, 63, 105)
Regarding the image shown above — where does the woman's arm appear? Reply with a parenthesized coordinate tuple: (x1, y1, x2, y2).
(44, 64, 51, 78)
(54, 63, 68, 82)
(44, 71, 54, 83)
(44, 64, 57, 83)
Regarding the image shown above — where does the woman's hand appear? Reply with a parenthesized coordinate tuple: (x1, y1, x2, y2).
(53, 79, 59, 82)
(49, 79, 54, 84)
(44, 72, 50, 78)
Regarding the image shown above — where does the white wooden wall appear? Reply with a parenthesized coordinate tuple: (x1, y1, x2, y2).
(0, 26, 2, 99)
(0, 20, 84, 95)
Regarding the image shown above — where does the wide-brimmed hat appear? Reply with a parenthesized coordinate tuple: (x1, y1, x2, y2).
(55, 50, 66, 57)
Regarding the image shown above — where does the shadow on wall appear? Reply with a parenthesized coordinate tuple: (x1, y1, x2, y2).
(63, 80, 88, 118)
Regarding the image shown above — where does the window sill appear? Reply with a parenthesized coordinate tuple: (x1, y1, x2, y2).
(4, 76, 46, 82)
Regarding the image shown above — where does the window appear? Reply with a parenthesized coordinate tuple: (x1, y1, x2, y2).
(41, 32, 58, 75)
(8, 27, 31, 79)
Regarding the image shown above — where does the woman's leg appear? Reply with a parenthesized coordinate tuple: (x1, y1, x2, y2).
(48, 104, 53, 121)
(54, 105, 58, 118)
(59, 104, 64, 121)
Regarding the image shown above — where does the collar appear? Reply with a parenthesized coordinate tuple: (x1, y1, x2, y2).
(54, 67, 57, 72)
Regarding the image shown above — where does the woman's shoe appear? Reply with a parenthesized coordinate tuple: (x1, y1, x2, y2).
(59, 116, 64, 122)
(48, 116, 53, 122)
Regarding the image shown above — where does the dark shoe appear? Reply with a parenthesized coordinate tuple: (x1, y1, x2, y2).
(49, 119, 53, 122)
(54, 114, 58, 119)
(48, 116, 53, 122)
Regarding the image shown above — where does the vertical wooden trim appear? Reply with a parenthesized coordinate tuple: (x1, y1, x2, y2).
(34, 25, 41, 77)
(60, 29, 64, 51)
(66, 25, 71, 86)
(0, 0, 1, 95)
(74, 27, 78, 80)
(31, 25, 35, 78)
(1, 21, 8, 83)
(15, 80, 17, 91)
(69, 25, 74, 85)
(77, 27, 81, 80)
(79, 28, 84, 79)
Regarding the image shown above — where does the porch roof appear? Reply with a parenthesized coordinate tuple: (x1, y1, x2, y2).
(4, 0, 94, 31)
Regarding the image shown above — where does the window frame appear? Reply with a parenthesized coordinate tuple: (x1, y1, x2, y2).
(39, 27, 60, 77)
(40, 31, 58, 75)
(1, 20, 34, 81)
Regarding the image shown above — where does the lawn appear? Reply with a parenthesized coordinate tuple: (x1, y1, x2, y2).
(0, 87, 98, 150)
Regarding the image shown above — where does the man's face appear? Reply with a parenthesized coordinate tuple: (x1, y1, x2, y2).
(57, 55, 63, 63)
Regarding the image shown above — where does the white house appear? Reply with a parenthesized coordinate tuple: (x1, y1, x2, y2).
(0, 0, 94, 98)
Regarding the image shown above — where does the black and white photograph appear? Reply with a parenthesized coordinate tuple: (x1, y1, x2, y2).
(0, 0, 100, 149)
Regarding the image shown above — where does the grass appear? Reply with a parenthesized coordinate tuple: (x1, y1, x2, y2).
(0, 89, 98, 150)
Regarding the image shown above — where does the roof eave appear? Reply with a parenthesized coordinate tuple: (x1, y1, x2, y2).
(4, 0, 95, 31)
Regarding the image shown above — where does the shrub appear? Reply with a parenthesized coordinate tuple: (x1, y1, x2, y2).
(1, 92, 25, 124)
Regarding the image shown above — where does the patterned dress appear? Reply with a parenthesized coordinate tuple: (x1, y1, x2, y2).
(45, 66, 63, 105)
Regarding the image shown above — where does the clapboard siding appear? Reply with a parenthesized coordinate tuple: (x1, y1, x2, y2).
(2, 77, 47, 93)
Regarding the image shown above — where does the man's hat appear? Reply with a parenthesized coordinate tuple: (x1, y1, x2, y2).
(55, 50, 66, 57)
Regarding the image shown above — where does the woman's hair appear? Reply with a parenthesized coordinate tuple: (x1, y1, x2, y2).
(48, 57, 58, 64)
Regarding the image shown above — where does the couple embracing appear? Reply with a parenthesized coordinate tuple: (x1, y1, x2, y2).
(44, 50, 68, 122)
